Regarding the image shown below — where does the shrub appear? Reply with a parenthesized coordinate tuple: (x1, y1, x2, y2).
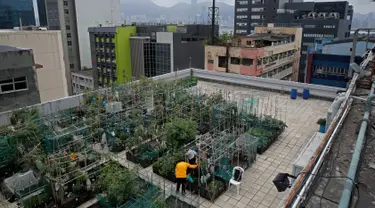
(317, 118, 326, 126)
(165, 118, 197, 150)
(99, 163, 137, 206)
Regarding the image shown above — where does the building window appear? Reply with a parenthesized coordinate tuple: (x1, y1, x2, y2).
(257, 59, 262, 66)
(323, 25, 335, 28)
(63, 1, 68, 6)
(236, 22, 247, 27)
(67, 33, 71, 38)
(66, 25, 70, 30)
(251, 15, 262, 19)
(68, 41, 72, 45)
(208, 59, 214, 64)
(70, 64, 74, 69)
(236, 15, 248, 19)
(218, 56, 227, 68)
(304, 25, 315, 28)
(251, 23, 259, 27)
(231, 57, 241, 65)
(251, 8, 264, 12)
(237, 8, 248, 12)
(238, 0, 248, 5)
(64, 9, 69, 14)
(236, 29, 247, 34)
(0, 77, 28, 94)
(242, 58, 253, 66)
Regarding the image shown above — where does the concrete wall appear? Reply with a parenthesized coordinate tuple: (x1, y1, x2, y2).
(0, 31, 69, 102)
(323, 41, 375, 56)
(75, 0, 121, 68)
(130, 37, 149, 79)
(0, 68, 341, 125)
(173, 33, 205, 71)
(0, 50, 40, 112)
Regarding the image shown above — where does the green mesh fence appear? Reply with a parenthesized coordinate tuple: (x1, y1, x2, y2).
(0, 136, 16, 168)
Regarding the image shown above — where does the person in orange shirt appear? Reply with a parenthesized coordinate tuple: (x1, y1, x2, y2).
(175, 160, 198, 194)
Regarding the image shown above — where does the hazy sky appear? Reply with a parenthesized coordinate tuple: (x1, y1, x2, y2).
(152, 0, 375, 14)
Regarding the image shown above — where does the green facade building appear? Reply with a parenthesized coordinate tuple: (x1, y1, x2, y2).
(88, 24, 217, 88)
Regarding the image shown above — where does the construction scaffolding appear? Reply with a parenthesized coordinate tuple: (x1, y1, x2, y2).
(0, 76, 287, 208)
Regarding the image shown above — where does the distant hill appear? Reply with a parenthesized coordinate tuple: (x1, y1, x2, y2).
(120, 0, 234, 22)
(120, 0, 375, 29)
(352, 12, 375, 29)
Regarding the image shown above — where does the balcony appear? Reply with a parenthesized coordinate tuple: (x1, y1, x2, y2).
(270, 67, 293, 79)
(262, 56, 295, 73)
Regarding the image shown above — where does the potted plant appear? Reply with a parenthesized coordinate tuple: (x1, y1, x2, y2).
(317, 118, 327, 133)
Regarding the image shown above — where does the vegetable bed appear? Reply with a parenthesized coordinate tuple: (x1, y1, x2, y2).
(152, 153, 184, 183)
(248, 116, 287, 154)
(126, 143, 165, 168)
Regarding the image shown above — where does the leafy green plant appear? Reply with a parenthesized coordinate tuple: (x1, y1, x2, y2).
(206, 180, 225, 200)
(99, 163, 138, 206)
(317, 118, 326, 126)
(165, 118, 197, 149)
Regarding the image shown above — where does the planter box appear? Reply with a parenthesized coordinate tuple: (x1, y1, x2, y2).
(152, 166, 176, 183)
(200, 177, 227, 201)
(127, 148, 165, 168)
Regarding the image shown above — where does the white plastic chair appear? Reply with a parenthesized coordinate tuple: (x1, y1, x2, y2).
(228, 166, 244, 195)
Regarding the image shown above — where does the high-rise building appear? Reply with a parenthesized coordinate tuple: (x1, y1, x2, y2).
(75, 0, 121, 69)
(234, 0, 290, 35)
(0, 30, 69, 102)
(205, 26, 302, 81)
(37, 0, 48, 27)
(0, 46, 40, 112)
(0, 0, 36, 29)
(43, 0, 80, 95)
(88, 24, 217, 88)
(274, 1, 353, 81)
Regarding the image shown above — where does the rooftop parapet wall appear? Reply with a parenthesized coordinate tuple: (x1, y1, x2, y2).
(0, 68, 342, 126)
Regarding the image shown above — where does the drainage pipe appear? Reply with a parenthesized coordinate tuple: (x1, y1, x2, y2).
(327, 93, 346, 128)
(291, 99, 352, 208)
(338, 81, 375, 208)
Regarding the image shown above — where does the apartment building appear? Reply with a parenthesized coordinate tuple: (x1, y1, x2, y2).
(71, 70, 94, 95)
(274, 1, 353, 81)
(89, 24, 217, 87)
(0, 46, 40, 112)
(205, 26, 302, 81)
(0, 30, 69, 102)
(74, 0, 121, 68)
(234, 0, 296, 35)
(43, 0, 79, 95)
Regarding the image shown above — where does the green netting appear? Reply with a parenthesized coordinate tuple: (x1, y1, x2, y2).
(97, 184, 161, 208)
(0, 136, 16, 168)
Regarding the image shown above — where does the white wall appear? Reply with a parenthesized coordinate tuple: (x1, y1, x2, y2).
(0, 31, 69, 102)
(75, 0, 121, 68)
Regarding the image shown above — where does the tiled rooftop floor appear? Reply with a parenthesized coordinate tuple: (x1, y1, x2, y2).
(195, 81, 332, 208)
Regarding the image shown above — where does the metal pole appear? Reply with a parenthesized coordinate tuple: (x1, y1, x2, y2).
(211, 0, 216, 45)
(339, 81, 375, 208)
